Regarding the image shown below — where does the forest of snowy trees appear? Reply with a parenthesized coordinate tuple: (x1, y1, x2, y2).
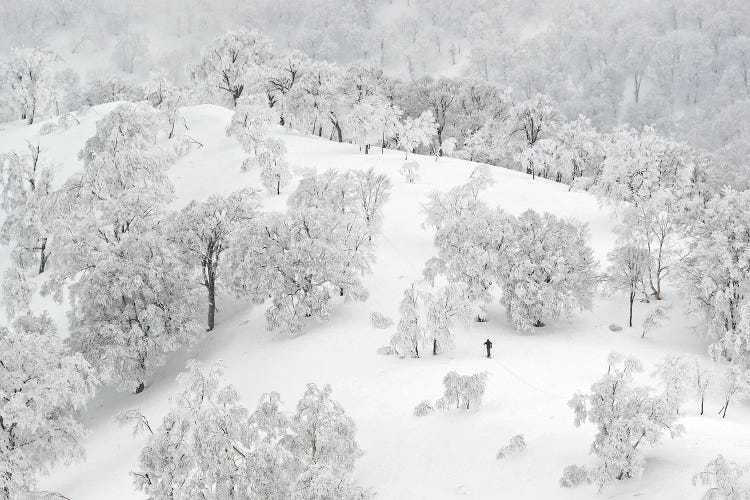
(2, 0, 750, 499)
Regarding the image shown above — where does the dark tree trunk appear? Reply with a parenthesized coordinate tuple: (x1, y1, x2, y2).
(629, 291, 635, 328)
(433, 339, 438, 355)
(700, 397, 704, 416)
(38, 238, 48, 274)
(332, 120, 343, 142)
(135, 381, 145, 394)
(207, 277, 216, 332)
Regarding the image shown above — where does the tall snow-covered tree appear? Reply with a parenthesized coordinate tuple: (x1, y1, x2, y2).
(396, 110, 438, 159)
(500, 210, 598, 332)
(564, 352, 684, 488)
(170, 189, 260, 331)
(0, 312, 97, 498)
(188, 28, 273, 106)
(424, 283, 470, 355)
(509, 93, 560, 147)
(680, 188, 750, 351)
(258, 139, 292, 195)
(0, 142, 55, 273)
(1, 266, 32, 320)
(606, 244, 649, 327)
(52, 103, 202, 393)
(389, 284, 425, 358)
(226, 170, 382, 335)
(2, 47, 60, 124)
(226, 93, 281, 171)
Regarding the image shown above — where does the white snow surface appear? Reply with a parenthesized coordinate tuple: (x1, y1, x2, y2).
(1, 104, 748, 499)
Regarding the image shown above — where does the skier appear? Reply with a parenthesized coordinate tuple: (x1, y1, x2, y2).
(483, 339, 493, 358)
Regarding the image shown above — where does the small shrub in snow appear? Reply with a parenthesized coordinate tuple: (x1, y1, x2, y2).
(692, 454, 750, 500)
(435, 371, 488, 410)
(608, 323, 622, 332)
(496, 434, 526, 460)
(414, 400, 434, 417)
(37, 121, 56, 135)
(370, 311, 393, 329)
(400, 160, 420, 183)
(564, 352, 684, 488)
(641, 305, 669, 339)
(376, 345, 395, 356)
(560, 465, 590, 488)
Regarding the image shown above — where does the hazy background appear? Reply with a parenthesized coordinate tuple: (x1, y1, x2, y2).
(2, 0, 749, 171)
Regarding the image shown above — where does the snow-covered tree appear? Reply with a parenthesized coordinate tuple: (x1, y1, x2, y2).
(692, 454, 750, 500)
(564, 352, 684, 488)
(348, 95, 400, 154)
(422, 177, 506, 318)
(1, 312, 97, 498)
(351, 168, 391, 236)
(290, 383, 362, 473)
(369, 312, 393, 329)
(680, 188, 750, 351)
(170, 189, 260, 331)
(258, 139, 292, 195)
(435, 371, 488, 410)
(690, 357, 712, 416)
(399, 160, 420, 183)
(188, 28, 273, 106)
(606, 244, 649, 327)
(126, 361, 369, 499)
(226, 170, 381, 335)
(53, 103, 202, 393)
(501, 210, 597, 332)
(2, 47, 60, 124)
(436, 136, 457, 161)
(226, 93, 280, 171)
(285, 60, 343, 139)
(653, 355, 692, 414)
(717, 364, 750, 419)
(389, 285, 425, 358)
(593, 128, 708, 210)
(509, 93, 560, 147)
(424, 283, 470, 355)
(396, 110, 438, 159)
(266, 50, 309, 126)
(414, 400, 434, 417)
(1, 266, 32, 320)
(0, 142, 55, 273)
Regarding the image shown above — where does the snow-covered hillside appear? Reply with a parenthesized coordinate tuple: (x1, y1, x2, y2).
(2, 104, 748, 499)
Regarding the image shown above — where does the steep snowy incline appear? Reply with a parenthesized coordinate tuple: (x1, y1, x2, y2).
(0, 104, 747, 499)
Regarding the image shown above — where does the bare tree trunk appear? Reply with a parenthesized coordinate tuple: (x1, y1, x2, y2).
(207, 273, 216, 332)
(629, 291, 635, 328)
(37, 238, 48, 274)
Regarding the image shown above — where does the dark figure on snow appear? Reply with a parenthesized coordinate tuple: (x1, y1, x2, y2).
(484, 339, 493, 358)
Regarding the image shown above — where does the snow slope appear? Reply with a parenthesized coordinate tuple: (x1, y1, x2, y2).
(2, 104, 748, 499)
